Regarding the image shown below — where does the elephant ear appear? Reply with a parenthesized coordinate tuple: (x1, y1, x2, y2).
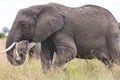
(33, 6, 65, 42)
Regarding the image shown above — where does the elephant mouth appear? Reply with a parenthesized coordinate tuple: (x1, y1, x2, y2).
(8, 53, 26, 66)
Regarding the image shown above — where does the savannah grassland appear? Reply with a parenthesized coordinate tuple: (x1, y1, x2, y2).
(0, 38, 120, 80)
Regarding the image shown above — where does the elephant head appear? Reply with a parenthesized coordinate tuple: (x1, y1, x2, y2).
(14, 40, 40, 61)
(5, 4, 65, 66)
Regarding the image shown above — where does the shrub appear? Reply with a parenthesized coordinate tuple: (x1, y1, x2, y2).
(0, 32, 5, 38)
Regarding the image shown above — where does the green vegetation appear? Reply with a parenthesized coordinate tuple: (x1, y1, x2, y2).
(0, 54, 120, 80)
(0, 32, 5, 39)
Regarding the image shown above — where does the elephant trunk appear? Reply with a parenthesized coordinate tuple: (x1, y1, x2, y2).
(6, 40, 26, 66)
(6, 27, 26, 66)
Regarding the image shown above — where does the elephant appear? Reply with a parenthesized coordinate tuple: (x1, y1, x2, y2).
(15, 40, 40, 61)
(4, 3, 120, 72)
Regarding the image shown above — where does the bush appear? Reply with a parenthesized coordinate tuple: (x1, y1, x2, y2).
(0, 32, 5, 38)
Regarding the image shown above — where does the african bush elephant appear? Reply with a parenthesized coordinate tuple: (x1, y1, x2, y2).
(4, 3, 120, 72)
(15, 40, 40, 61)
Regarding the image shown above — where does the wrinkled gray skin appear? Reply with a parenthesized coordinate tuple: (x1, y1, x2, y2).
(6, 3, 120, 73)
(13, 40, 28, 65)
(16, 40, 28, 55)
(16, 40, 40, 61)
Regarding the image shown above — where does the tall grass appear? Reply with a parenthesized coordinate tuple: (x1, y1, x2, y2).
(0, 38, 120, 80)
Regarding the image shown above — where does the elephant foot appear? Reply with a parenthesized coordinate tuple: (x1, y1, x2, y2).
(100, 58, 113, 68)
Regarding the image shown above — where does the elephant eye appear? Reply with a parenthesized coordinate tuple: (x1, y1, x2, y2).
(20, 21, 26, 28)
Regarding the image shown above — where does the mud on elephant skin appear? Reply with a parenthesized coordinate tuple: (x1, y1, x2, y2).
(5, 3, 120, 72)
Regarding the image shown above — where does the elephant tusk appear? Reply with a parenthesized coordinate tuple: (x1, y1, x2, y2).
(15, 49, 19, 57)
(13, 43, 21, 60)
(27, 42, 41, 53)
(0, 42, 16, 53)
(27, 42, 37, 53)
(14, 49, 21, 60)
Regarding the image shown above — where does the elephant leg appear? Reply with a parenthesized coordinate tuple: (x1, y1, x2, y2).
(97, 55, 113, 68)
(40, 39, 55, 73)
(107, 34, 120, 65)
(53, 33, 77, 67)
(28, 47, 35, 61)
(93, 48, 113, 68)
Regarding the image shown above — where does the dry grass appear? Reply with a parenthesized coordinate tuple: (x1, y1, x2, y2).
(0, 38, 120, 80)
